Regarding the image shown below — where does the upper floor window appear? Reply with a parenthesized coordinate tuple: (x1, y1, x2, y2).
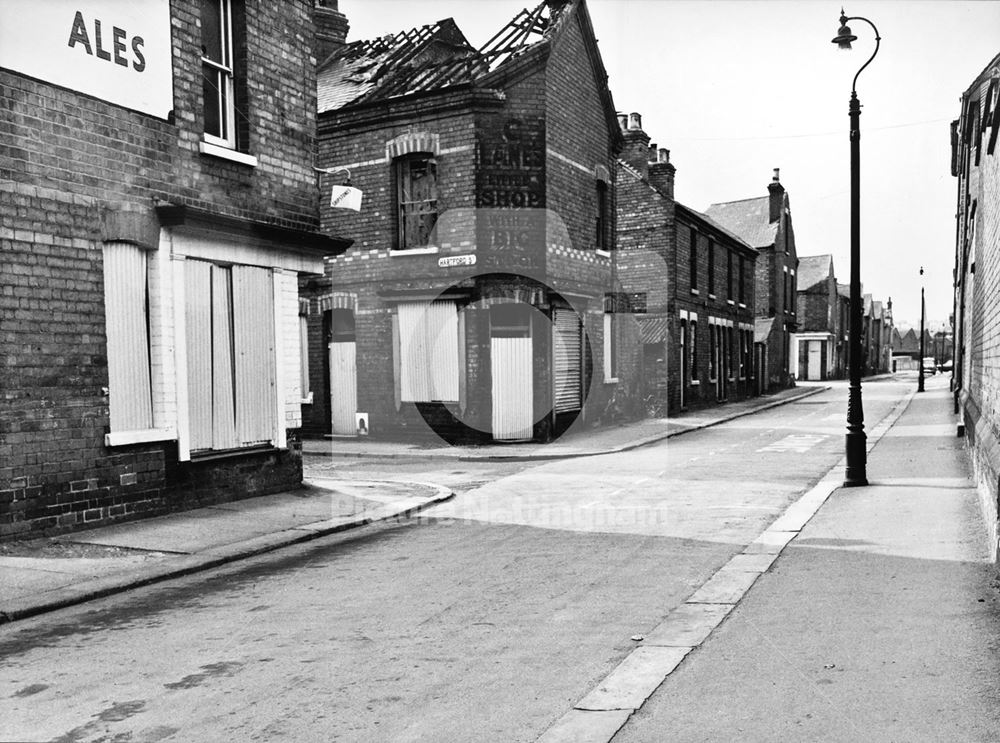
(707, 239, 716, 295)
(739, 254, 746, 304)
(201, 0, 237, 149)
(726, 250, 734, 300)
(689, 227, 698, 292)
(596, 179, 609, 251)
(396, 154, 438, 249)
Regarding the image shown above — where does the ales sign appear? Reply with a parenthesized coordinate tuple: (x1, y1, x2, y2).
(0, 0, 173, 119)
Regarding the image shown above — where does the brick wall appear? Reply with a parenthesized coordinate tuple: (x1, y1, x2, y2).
(1, 0, 326, 538)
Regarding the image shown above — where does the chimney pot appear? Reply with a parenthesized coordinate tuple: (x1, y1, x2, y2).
(658, 148, 669, 163)
(617, 113, 628, 131)
(773, 167, 780, 182)
(628, 112, 642, 130)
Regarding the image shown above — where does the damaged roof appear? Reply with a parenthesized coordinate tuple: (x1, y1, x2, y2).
(317, 1, 576, 114)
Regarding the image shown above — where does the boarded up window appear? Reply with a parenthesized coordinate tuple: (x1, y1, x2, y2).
(397, 301, 458, 402)
(103, 242, 153, 431)
(396, 155, 438, 249)
(185, 259, 276, 451)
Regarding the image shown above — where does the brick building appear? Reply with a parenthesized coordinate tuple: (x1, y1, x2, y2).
(950, 50, 1000, 560)
(705, 170, 799, 391)
(1, 0, 350, 538)
(791, 254, 839, 381)
(615, 114, 758, 415)
(301, 0, 629, 444)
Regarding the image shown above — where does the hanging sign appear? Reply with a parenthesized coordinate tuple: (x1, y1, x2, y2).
(330, 185, 363, 211)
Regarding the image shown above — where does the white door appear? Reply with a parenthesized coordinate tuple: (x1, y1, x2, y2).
(808, 341, 822, 380)
(492, 336, 533, 441)
(329, 341, 357, 435)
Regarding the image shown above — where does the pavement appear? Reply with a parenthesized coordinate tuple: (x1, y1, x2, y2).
(302, 383, 832, 461)
(540, 372, 1000, 742)
(0, 383, 823, 625)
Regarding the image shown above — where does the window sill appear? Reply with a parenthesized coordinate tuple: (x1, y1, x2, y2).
(301, 392, 314, 405)
(189, 444, 278, 462)
(604, 376, 619, 384)
(727, 300, 736, 306)
(690, 288, 700, 296)
(105, 428, 177, 447)
(690, 380, 700, 386)
(708, 293, 716, 300)
(199, 140, 259, 167)
(595, 249, 612, 258)
(739, 303, 747, 309)
(389, 246, 439, 256)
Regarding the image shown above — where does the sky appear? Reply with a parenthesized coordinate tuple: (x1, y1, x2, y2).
(339, 0, 1000, 331)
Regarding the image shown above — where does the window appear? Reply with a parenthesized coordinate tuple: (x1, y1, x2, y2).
(707, 239, 715, 295)
(729, 327, 736, 380)
(690, 228, 698, 292)
(103, 242, 153, 432)
(396, 155, 438, 250)
(790, 270, 796, 314)
(201, 0, 237, 149)
(739, 255, 746, 304)
(596, 179, 609, 251)
(727, 250, 734, 300)
(184, 260, 277, 451)
(397, 301, 458, 402)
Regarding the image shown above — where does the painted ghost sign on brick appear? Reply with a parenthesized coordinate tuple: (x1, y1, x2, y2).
(0, 0, 173, 119)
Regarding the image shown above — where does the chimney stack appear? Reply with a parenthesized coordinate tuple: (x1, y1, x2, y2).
(314, 0, 349, 63)
(648, 148, 675, 200)
(767, 167, 785, 223)
(619, 110, 651, 178)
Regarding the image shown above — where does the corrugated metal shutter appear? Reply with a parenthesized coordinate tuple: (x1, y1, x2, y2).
(232, 265, 277, 446)
(491, 337, 533, 440)
(553, 308, 582, 413)
(398, 301, 458, 402)
(103, 242, 153, 431)
(211, 265, 238, 450)
(185, 260, 213, 451)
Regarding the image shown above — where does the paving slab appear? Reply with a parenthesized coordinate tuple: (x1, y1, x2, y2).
(536, 710, 632, 743)
(685, 566, 761, 605)
(643, 603, 734, 647)
(575, 646, 692, 711)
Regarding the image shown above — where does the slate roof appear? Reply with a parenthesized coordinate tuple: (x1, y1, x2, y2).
(703, 197, 778, 249)
(317, 1, 574, 114)
(675, 203, 755, 254)
(797, 254, 833, 292)
(837, 282, 850, 299)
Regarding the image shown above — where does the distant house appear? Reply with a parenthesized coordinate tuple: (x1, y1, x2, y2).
(615, 114, 758, 415)
(792, 254, 838, 381)
(706, 170, 799, 391)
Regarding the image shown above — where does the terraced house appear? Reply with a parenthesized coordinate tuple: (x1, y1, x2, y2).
(1, 0, 350, 537)
(301, 0, 631, 444)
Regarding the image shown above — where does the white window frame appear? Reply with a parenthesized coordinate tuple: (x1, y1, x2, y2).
(603, 311, 618, 383)
(201, 0, 237, 150)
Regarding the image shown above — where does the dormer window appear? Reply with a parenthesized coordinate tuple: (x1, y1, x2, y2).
(395, 154, 438, 249)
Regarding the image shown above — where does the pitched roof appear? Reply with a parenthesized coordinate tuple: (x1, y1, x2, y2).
(675, 203, 755, 253)
(703, 196, 778, 249)
(797, 254, 833, 292)
(837, 282, 850, 299)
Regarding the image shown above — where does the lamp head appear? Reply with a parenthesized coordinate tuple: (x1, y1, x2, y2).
(832, 9, 857, 49)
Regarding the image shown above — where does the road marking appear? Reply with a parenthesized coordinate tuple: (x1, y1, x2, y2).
(756, 433, 828, 453)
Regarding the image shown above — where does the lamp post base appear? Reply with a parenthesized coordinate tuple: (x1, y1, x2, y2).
(844, 429, 868, 486)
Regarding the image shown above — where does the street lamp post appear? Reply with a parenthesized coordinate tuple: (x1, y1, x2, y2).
(832, 9, 879, 488)
(918, 266, 925, 392)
